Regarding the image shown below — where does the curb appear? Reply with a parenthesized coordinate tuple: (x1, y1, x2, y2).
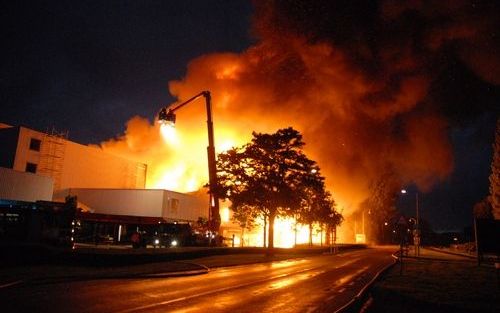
(333, 252, 398, 313)
(141, 261, 209, 278)
(0, 262, 210, 289)
(130, 268, 209, 278)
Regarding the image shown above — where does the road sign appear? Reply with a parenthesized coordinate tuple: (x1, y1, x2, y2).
(413, 235, 420, 246)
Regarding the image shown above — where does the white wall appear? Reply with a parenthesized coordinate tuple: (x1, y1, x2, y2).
(12, 126, 147, 192)
(167, 190, 208, 222)
(60, 142, 147, 190)
(61, 188, 208, 222)
(0, 167, 53, 202)
(13, 127, 44, 173)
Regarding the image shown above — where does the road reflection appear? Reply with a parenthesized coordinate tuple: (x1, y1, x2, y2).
(2, 248, 395, 313)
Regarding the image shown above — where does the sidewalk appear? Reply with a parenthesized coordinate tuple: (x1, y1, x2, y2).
(363, 247, 499, 313)
(404, 246, 476, 261)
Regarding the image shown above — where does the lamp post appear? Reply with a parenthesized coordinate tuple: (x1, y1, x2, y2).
(158, 91, 221, 235)
(401, 189, 420, 256)
(383, 221, 388, 244)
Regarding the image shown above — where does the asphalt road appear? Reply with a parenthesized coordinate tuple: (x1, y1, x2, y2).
(0, 247, 395, 313)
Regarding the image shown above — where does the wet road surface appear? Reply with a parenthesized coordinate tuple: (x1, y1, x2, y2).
(1, 247, 395, 313)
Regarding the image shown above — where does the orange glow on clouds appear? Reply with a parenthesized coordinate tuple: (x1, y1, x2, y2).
(99, 25, 454, 227)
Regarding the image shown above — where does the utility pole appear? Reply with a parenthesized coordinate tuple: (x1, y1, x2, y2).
(416, 192, 420, 256)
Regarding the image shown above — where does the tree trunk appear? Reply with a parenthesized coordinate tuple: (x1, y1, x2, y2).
(267, 212, 276, 255)
(309, 223, 313, 247)
(294, 218, 298, 247)
(263, 215, 267, 248)
(324, 224, 328, 246)
(333, 226, 337, 253)
(320, 224, 323, 247)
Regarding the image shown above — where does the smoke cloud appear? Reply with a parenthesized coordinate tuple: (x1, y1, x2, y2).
(100, 0, 499, 214)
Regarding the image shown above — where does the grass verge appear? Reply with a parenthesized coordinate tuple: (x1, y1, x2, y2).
(365, 253, 499, 313)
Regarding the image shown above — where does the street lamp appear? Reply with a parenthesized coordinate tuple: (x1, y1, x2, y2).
(401, 189, 420, 256)
(158, 91, 221, 234)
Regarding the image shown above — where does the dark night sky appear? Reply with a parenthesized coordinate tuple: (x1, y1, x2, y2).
(1, 1, 498, 232)
(1, 0, 254, 143)
(398, 113, 496, 232)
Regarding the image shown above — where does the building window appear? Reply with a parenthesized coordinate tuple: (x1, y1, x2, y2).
(25, 162, 37, 173)
(29, 138, 41, 151)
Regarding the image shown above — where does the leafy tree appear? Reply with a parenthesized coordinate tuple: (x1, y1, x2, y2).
(316, 191, 343, 246)
(489, 118, 500, 219)
(230, 204, 258, 247)
(295, 169, 334, 246)
(473, 197, 493, 219)
(215, 127, 321, 253)
(360, 171, 399, 243)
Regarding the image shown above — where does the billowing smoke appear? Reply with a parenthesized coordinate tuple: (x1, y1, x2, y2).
(100, 0, 499, 216)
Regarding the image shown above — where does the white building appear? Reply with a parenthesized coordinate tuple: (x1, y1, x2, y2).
(56, 188, 207, 222)
(0, 123, 146, 192)
(0, 123, 208, 222)
(0, 167, 53, 202)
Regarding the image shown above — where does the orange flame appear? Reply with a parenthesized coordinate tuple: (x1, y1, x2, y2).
(99, 22, 455, 229)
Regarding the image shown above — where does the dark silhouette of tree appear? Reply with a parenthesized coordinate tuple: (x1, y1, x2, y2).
(215, 127, 331, 254)
(473, 197, 493, 219)
(489, 118, 500, 219)
(316, 191, 343, 247)
(360, 171, 399, 243)
(230, 204, 258, 247)
(295, 169, 340, 246)
(192, 217, 210, 236)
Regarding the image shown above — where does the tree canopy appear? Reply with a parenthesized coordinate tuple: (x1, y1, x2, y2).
(359, 171, 399, 244)
(215, 127, 342, 252)
(489, 118, 500, 219)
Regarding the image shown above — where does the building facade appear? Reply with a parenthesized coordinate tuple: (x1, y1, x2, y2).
(57, 188, 208, 222)
(0, 167, 53, 202)
(0, 123, 210, 225)
(0, 123, 147, 193)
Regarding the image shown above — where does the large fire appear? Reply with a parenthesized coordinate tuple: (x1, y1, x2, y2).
(220, 206, 330, 248)
(98, 1, 499, 245)
(100, 113, 342, 246)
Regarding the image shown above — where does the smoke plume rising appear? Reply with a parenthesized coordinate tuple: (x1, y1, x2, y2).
(100, 0, 499, 215)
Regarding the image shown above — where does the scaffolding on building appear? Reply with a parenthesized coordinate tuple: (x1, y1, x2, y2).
(38, 128, 68, 191)
(127, 163, 147, 189)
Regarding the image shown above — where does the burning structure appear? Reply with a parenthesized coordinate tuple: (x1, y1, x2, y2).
(98, 1, 499, 243)
(2, 1, 498, 245)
